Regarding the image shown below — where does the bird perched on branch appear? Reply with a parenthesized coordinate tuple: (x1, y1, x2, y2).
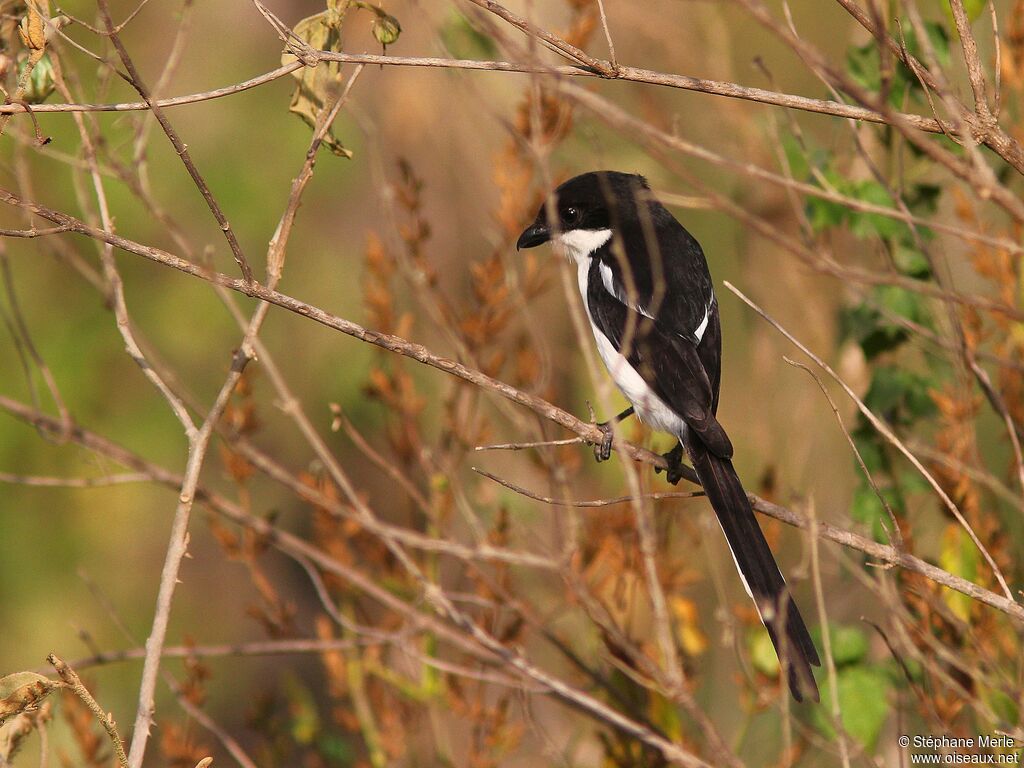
(517, 171, 820, 702)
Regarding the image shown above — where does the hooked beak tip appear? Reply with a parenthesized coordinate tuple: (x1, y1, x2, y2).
(516, 224, 550, 251)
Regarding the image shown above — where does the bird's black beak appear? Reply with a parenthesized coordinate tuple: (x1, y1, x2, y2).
(516, 221, 550, 250)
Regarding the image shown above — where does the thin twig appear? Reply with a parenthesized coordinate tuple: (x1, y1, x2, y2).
(594, 0, 617, 67)
(0, 50, 946, 136)
(46, 56, 197, 438)
(783, 357, 902, 548)
(0, 252, 72, 441)
(48, 654, 128, 768)
(967, 357, 1024, 496)
(806, 500, 851, 767)
(125, 347, 254, 768)
(473, 466, 703, 506)
(0, 61, 303, 114)
(0, 226, 71, 237)
(475, 437, 583, 451)
(0, 471, 150, 487)
(949, 0, 992, 119)
(58, 638, 374, 672)
(97, 0, 255, 284)
(463, 0, 616, 74)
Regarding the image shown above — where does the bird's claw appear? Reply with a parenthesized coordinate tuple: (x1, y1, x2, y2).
(654, 443, 685, 485)
(593, 420, 614, 462)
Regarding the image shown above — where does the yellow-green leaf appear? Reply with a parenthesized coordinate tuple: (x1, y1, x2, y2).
(748, 629, 780, 676)
(811, 666, 891, 749)
(939, 524, 978, 623)
(944, 0, 987, 28)
(371, 13, 400, 46)
(282, 3, 353, 158)
(19, 51, 55, 104)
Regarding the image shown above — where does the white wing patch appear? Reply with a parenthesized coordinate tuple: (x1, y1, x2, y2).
(694, 302, 711, 343)
(598, 261, 653, 319)
(599, 259, 715, 344)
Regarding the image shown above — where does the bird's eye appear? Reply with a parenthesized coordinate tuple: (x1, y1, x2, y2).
(562, 206, 581, 226)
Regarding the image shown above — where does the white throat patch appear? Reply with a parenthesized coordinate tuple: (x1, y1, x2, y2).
(556, 228, 612, 265)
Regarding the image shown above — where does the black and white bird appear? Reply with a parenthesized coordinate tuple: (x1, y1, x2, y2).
(517, 171, 820, 702)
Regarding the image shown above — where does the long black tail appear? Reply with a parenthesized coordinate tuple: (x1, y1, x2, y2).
(684, 435, 821, 702)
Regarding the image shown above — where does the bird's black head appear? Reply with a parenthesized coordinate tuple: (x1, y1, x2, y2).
(516, 171, 651, 250)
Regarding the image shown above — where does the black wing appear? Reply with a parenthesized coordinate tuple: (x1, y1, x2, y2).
(596, 206, 716, 348)
(585, 257, 732, 458)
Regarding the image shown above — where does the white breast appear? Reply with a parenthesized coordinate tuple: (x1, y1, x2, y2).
(575, 255, 687, 441)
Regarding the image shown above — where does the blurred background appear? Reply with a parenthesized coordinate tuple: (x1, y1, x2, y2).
(1, 0, 1022, 765)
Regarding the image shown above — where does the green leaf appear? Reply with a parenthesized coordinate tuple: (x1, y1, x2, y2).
(848, 181, 904, 240)
(906, 183, 942, 216)
(981, 687, 1020, 727)
(945, 0, 987, 25)
(926, 22, 952, 66)
(939, 524, 979, 622)
(832, 628, 869, 667)
(852, 433, 886, 475)
(905, 21, 952, 69)
(807, 194, 848, 232)
(781, 134, 810, 180)
(20, 52, 55, 104)
(440, 11, 497, 60)
(371, 12, 401, 46)
(814, 624, 870, 667)
(850, 484, 900, 542)
(862, 366, 937, 425)
(284, 675, 320, 745)
(316, 733, 356, 763)
(845, 20, 950, 106)
(897, 469, 930, 495)
(893, 245, 933, 279)
(812, 666, 892, 749)
(846, 39, 882, 93)
(883, 656, 925, 688)
(877, 285, 931, 326)
(748, 629, 780, 676)
(839, 304, 908, 360)
(845, 36, 912, 107)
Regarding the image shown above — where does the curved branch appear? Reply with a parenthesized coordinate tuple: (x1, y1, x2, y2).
(0, 191, 1021, 625)
(0, 51, 944, 136)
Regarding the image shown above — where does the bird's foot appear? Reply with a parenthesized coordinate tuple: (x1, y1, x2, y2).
(654, 443, 685, 485)
(592, 420, 614, 462)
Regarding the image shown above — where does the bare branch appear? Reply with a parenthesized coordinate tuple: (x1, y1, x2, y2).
(48, 654, 129, 768)
(0, 189, 1020, 622)
(0, 50, 946, 136)
(97, 0, 256, 284)
(783, 357, 903, 548)
(473, 466, 703, 507)
(949, 0, 993, 118)
(0, 471, 150, 487)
